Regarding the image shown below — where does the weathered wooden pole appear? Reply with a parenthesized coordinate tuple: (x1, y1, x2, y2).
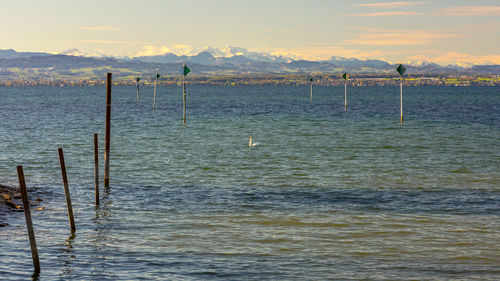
(58, 148, 76, 234)
(94, 133, 99, 206)
(104, 73, 111, 187)
(17, 165, 41, 275)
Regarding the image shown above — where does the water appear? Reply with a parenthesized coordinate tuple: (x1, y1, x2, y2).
(0, 85, 499, 280)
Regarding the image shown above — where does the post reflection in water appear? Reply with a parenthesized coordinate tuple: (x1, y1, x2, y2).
(90, 187, 115, 280)
(58, 234, 75, 278)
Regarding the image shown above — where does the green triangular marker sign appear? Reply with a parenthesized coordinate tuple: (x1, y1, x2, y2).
(183, 65, 191, 76)
(310, 77, 314, 82)
(135, 77, 141, 82)
(156, 73, 161, 79)
(396, 64, 406, 77)
(342, 73, 348, 80)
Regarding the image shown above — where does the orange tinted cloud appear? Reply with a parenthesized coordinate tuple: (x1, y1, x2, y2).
(439, 6, 500, 16)
(348, 11, 424, 16)
(433, 52, 500, 66)
(355, 2, 425, 8)
(136, 45, 171, 56)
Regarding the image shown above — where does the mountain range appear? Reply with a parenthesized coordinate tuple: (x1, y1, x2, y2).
(1, 47, 499, 79)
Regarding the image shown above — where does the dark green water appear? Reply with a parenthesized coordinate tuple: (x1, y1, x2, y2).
(0, 85, 499, 280)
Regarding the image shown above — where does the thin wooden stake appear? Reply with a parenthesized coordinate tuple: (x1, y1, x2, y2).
(58, 148, 76, 234)
(17, 165, 41, 274)
(94, 133, 99, 206)
(104, 73, 111, 187)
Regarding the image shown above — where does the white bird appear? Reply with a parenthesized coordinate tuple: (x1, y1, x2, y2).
(249, 136, 265, 147)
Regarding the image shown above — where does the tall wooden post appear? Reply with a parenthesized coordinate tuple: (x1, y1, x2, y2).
(17, 166, 41, 274)
(94, 133, 99, 205)
(58, 148, 76, 234)
(104, 73, 111, 187)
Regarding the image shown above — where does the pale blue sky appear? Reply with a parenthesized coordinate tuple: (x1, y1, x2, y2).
(1, 0, 499, 65)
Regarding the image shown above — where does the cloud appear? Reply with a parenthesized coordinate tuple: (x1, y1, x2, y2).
(134, 44, 198, 56)
(432, 52, 500, 66)
(348, 11, 424, 16)
(438, 6, 500, 16)
(171, 44, 197, 55)
(345, 28, 460, 46)
(136, 45, 172, 57)
(79, 26, 120, 31)
(355, 2, 425, 8)
(66, 40, 144, 45)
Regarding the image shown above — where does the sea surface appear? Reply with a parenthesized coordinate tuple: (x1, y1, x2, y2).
(0, 85, 499, 280)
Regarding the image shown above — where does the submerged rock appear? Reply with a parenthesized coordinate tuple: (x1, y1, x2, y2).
(0, 184, 37, 226)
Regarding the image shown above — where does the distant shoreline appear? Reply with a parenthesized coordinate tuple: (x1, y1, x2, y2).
(1, 74, 499, 87)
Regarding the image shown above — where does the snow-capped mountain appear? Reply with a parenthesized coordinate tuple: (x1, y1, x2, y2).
(1, 47, 499, 75)
(203, 46, 291, 63)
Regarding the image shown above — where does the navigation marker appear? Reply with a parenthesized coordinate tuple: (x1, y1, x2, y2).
(396, 64, 406, 123)
(310, 77, 314, 102)
(343, 72, 349, 111)
(182, 64, 191, 123)
(135, 77, 141, 103)
(153, 69, 160, 109)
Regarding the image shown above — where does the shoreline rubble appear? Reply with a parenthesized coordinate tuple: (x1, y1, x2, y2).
(0, 184, 41, 227)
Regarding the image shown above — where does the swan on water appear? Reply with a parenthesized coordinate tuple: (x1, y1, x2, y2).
(249, 136, 265, 147)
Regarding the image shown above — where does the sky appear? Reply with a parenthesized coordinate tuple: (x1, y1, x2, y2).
(1, 0, 500, 65)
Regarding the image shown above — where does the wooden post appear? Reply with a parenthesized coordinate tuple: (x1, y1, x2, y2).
(104, 73, 111, 187)
(17, 165, 41, 274)
(58, 148, 76, 234)
(400, 78, 403, 124)
(94, 133, 99, 206)
(183, 72, 186, 123)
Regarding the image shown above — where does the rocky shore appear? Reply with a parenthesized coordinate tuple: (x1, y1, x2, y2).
(0, 184, 41, 227)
